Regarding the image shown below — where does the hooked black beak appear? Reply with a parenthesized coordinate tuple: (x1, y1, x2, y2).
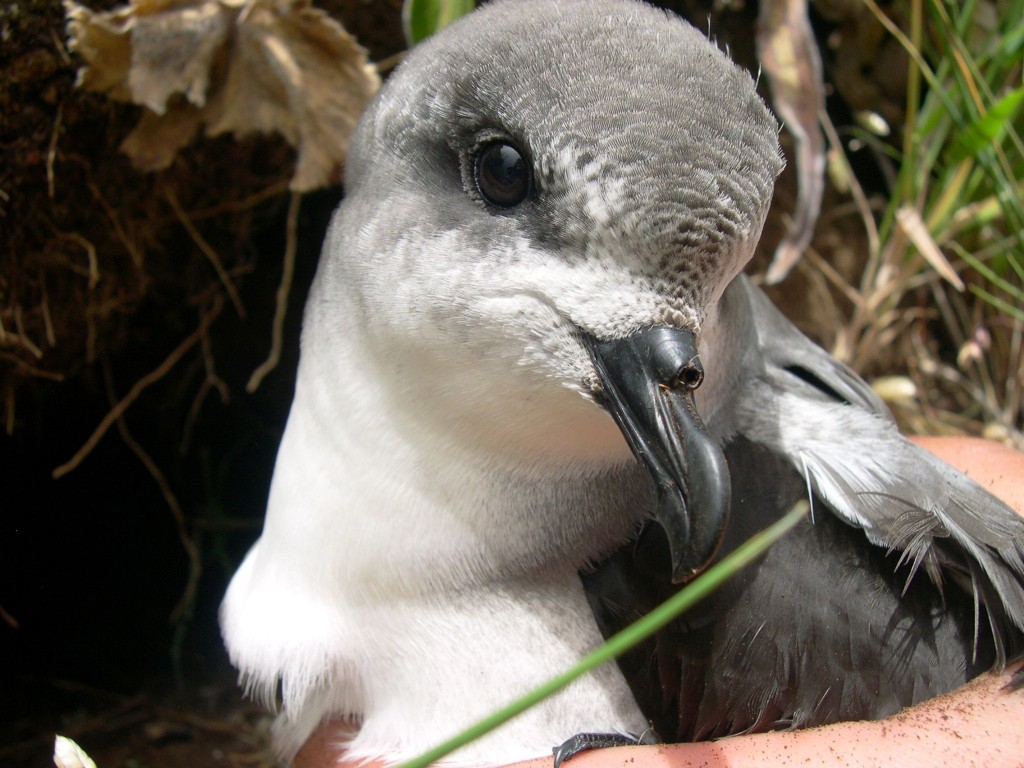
(582, 326, 730, 583)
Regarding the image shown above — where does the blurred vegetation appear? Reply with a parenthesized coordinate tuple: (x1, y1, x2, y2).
(402, 0, 474, 45)
(823, 0, 1023, 445)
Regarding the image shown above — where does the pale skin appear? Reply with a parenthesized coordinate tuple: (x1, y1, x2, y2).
(295, 437, 1024, 768)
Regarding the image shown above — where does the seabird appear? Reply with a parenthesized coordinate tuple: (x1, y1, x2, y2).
(220, 0, 1024, 764)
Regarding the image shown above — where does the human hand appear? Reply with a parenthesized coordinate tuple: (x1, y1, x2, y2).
(294, 436, 1024, 768)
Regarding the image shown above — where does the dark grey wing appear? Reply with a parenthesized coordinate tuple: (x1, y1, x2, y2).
(731, 275, 890, 417)
(584, 437, 996, 740)
(728, 275, 1024, 663)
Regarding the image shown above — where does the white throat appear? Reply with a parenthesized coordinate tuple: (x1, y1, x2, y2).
(221, 306, 651, 764)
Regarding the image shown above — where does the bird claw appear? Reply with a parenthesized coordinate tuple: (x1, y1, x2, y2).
(552, 728, 660, 768)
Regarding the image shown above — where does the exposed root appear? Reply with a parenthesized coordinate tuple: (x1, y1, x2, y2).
(47, 97, 66, 200)
(54, 229, 101, 289)
(11, 307, 43, 359)
(86, 178, 144, 267)
(179, 319, 230, 454)
(166, 187, 247, 319)
(171, 180, 291, 223)
(52, 299, 224, 479)
(102, 355, 202, 626)
(0, 603, 20, 629)
(246, 190, 301, 393)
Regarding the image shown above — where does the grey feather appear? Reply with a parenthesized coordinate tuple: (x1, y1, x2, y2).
(724, 277, 1024, 661)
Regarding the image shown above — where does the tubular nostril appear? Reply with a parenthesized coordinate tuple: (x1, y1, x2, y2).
(644, 326, 703, 391)
(672, 358, 704, 391)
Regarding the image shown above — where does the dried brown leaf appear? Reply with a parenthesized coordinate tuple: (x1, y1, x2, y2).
(895, 206, 966, 291)
(757, 0, 827, 284)
(125, 1, 231, 113)
(119, 103, 204, 170)
(64, 0, 134, 99)
(65, 0, 380, 190)
(205, 1, 379, 189)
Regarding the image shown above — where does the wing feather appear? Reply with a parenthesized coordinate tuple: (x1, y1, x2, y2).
(729, 276, 1024, 663)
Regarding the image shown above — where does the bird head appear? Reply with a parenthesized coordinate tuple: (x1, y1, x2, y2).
(310, 0, 784, 580)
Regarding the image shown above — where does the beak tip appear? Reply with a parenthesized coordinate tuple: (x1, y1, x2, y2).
(668, 539, 723, 584)
(584, 325, 731, 584)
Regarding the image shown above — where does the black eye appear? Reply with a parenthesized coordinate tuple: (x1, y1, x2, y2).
(474, 141, 531, 207)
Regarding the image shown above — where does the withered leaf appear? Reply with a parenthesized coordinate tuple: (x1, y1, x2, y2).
(119, 102, 205, 171)
(757, 0, 827, 284)
(65, 0, 380, 191)
(126, 0, 231, 114)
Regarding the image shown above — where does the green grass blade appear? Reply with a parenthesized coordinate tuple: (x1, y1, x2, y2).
(968, 283, 1024, 323)
(948, 85, 1024, 163)
(396, 502, 809, 768)
(402, 0, 475, 46)
(954, 246, 1024, 319)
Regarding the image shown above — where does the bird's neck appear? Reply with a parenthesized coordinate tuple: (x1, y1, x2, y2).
(261, 318, 649, 593)
(222, 328, 651, 763)
(340, 572, 647, 766)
